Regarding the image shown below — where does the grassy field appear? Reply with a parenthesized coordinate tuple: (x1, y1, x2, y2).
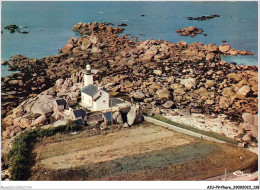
(28, 123, 258, 181)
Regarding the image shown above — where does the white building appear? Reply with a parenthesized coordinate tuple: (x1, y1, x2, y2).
(80, 65, 110, 111)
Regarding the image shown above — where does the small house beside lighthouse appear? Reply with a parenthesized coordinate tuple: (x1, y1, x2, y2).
(80, 64, 110, 111)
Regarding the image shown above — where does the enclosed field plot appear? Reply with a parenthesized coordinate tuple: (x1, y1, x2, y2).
(29, 123, 258, 180)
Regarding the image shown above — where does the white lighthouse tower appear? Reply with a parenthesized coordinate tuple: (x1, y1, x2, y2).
(83, 64, 93, 86)
(80, 64, 110, 111)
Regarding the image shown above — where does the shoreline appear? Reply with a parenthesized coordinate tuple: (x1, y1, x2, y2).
(2, 53, 258, 78)
(1, 22, 258, 124)
(1, 22, 258, 182)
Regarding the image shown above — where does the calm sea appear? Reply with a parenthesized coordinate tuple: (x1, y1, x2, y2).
(1, 1, 258, 77)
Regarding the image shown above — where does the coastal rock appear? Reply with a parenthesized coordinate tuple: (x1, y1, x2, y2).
(173, 85, 186, 95)
(10, 126, 22, 137)
(163, 100, 174, 108)
(144, 98, 153, 103)
(242, 113, 255, 125)
(227, 49, 238, 55)
(153, 70, 162, 76)
(72, 22, 83, 31)
(149, 82, 161, 90)
(31, 115, 47, 126)
(253, 115, 258, 127)
(180, 78, 196, 90)
(205, 99, 214, 105)
(2, 115, 13, 127)
(206, 53, 215, 61)
(8, 80, 20, 85)
(30, 95, 55, 115)
(242, 133, 252, 142)
(52, 120, 67, 127)
(113, 111, 123, 124)
(205, 44, 218, 52)
(236, 85, 251, 99)
(68, 37, 78, 45)
(127, 105, 137, 126)
(131, 91, 145, 101)
(219, 44, 231, 53)
(60, 44, 74, 53)
(91, 46, 102, 53)
(227, 73, 244, 82)
(1, 59, 8, 65)
(176, 26, 204, 37)
(55, 78, 65, 88)
(13, 117, 22, 127)
(187, 15, 220, 21)
(250, 127, 258, 140)
(81, 43, 91, 51)
(127, 105, 143, 126)
(20, 118, 31, 128)
(240, 122, 252, 131)
(205, 80, 215, 88)
(118, 23, 127, 27)
(2, 130, 11, 139)
(219, 96, 231, 109)
(222, 87, 236, 99)
(140, 45, 158, 62)
(156, 88, 171, 99)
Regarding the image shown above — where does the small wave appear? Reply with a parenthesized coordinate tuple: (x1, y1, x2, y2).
(99, 11, 103, 14)
(230, 17, 240, 21)
(122, 20, 128, 22)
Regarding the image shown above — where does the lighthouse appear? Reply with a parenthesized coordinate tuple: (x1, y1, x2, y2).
(80, 64, 110, 111)
(83, 64, 93, 87)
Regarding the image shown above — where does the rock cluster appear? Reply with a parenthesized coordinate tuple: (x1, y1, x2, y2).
(176, 26, 204, 37)
(219, 44, 255, 55)
(2, 71, 84, 139)
(4, 24, 28, 34)
(239, 113, 258, 142)
(187, 14, 220, 21)
(1, 22, 258, 141)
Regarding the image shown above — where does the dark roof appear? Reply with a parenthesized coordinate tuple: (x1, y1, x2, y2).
(73, 109, 87, 118)
(103, 112, 113, 122)
(75, 119, 84, 126)
(80, 84, 98, 97)
(56, 99, 67, 106)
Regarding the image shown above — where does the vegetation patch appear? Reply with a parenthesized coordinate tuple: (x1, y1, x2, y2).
(7, 120, 80, 180)
(152, 115, 238, 144)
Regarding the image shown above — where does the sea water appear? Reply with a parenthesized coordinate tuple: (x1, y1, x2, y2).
(1, 1, 258, 77)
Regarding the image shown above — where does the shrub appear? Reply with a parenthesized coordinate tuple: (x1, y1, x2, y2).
(8, 122, 82, 180)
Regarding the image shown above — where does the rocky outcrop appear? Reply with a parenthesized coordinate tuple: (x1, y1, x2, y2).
(176, 26, 204, 37)
(131, 91, 145, 101)
(187, 14, 220, 21)
(31, 115, 47, 127)
(113, 111, 123, 124)
(1, 22, 258, 143)
(163, 101, 175, 109)
(239, 113, 258, 142)
(1, 71, 85, 139)
(127, 105, 143, 126)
